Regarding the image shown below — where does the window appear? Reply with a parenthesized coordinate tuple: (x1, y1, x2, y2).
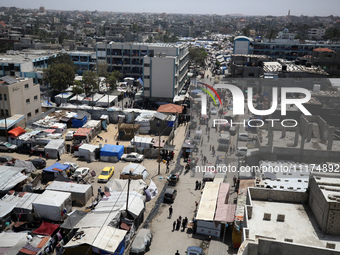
(144, 75, 150, 79)
(26, 98, 30, 104)
(0, 94, 2, 100)
(25, 84, 29, 89)
(4, 94, 7, 101)
(144, 63, 150, 67)
(5, 110, 9, 117)
(27, 112, 31, 119)
(0, 109, 3, 116)
(35, 109, 39, 114)
(34, 95, 38, 101)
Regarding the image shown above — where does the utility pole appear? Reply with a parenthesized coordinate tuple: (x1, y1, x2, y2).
(4, 117, 8, 142)
(133, 111, 136, 152)
(126, 171, 131, 212)
(158, 132, 161, 175)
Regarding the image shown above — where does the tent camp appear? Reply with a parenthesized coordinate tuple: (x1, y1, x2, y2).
(0, 166, 28, 193)
(100, 144, 124, 162)
(104, 179, 147, 194)
(46, 181, 93, 206)
(64, 226, 126, 255)
(32, 190, 72, 221)
(44, 139, 65, 159)
(121, 163, 149, 180)
(42, 162, 69, 183)
(78, 144, 99, 162)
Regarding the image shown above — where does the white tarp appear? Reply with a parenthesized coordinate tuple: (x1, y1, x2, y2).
(75, 210, 121, 229)
(0, 166, 28, 192)
(44, 139, 65, 159)
(104, 179, 147, 195)
(32, 190, 72, 221)
(0, 232, 26, 248)
(121, 163, 149, 180)
(146, 180, 158, 200)
(96, 95, 118, 107)
(78, 144, 99, 162)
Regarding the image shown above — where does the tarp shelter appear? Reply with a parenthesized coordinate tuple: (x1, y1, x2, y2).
(14, 159, 37, 173)
(131, 136, 153, 148)
(83, 120, 102, 137)
(121, 163, 149, 180)
(64, 226, 126, 255)
(78, 144, 99, 162)
(44, 139, 65, 159)
(75, 210, 121, 229)
(95, 95, 118, 107)
(73, 128, 92, 144)
(51, 123, 67, 134)
(157, 103, 183, 114)
(0, 166, 28, 193)
(104, 179, 147, 194)
(8, 126, 26, 137)
(130, 229, 152, 254)
(46, 181, 93, 206)
(42, 162, 69, 183)
(60, 210, 87, 230)
(72, 112, 88, 128)
(100, 144, 124, 162)
(32, 222, 60, 236)
(32, 190, 72, 221)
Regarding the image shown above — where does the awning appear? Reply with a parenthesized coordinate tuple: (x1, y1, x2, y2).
(8, 126, 26, 137)
(32, 222, 60, 236)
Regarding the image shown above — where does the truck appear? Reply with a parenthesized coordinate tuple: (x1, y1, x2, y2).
(217, 132, 230, 152)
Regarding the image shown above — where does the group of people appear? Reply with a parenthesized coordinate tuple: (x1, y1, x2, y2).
(172, 216, 189, 232)
(195, 180, 203, 190)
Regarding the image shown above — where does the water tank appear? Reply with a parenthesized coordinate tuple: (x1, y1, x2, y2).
(313, 84, 321, 92)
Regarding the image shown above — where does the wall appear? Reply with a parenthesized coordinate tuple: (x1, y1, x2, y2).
(249, 187, 308, 203)
(150, 57, 175, 99)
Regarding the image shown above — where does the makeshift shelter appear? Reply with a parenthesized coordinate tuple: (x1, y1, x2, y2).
(0, 166, 28, 193)
(134, 112, 155, 135)
(83, 120, 102, 137)
(72, 112, 88, 128)
(104, 179, 147, 194)
(32, 190, 72, 221)
(42, 162, 69, 183)
(14, 159, 37, 173)
(131, 136, 153, 149)
(60, 210, 87, 230)
(100, 144, 124, 162)
(64, 226, 126, 255)
(46, 181, 93, 206)
(78, 144, 99, 162)
(150, 112, 176, 135)
(51, 123, 67, 134)
(55, 92, 73, 105)
(44, 139, 65, 159)
(157, 103, 183, 114)
(95, 95, 118, 107)
(32, 222, 60, 236)
(75, 211, 121, 229)
(118, 123, 140, 140)
(8, 126, 26, 137)
(73, 128, 93, 145)
(121, 163, 149, 180)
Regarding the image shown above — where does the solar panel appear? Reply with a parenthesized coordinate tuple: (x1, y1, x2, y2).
(1, 76, 17, 85)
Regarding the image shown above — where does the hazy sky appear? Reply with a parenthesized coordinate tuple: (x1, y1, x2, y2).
(2, 0, 340, 16)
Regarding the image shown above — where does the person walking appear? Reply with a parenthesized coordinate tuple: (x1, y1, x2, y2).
(175, 250, 180, 255)
(173, 221, 176, 231)
(176, 218, 181, 231)
(233, 176, 237, 187)
(169, 205, 173, 218)
(203, 155, 207, 165)
(195, 181, 199, 190)
(98, 186, 102, 199)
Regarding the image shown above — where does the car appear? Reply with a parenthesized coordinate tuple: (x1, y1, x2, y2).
(210, 108, 218, 115)
(121, 152, 144, 162)
(0, 155, 14, 164)
(236, 147, 248, 157)
(63, 162, 79, 173)
(72, 167, 90, 180)
(163, 188, 177, 203)
(167, 174, 179, 186)
(0, 142, 17, 152)
(130, 229, 153, 254)
(186, 246, 203, 255)
(98, 166, 114, 182)
(238, 133, 249, 141)
(30, 158, 46, 169)
(65, 131, 76, 141)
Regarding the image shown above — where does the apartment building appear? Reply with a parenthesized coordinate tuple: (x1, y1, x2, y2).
(96, 42, 189, 100)
(0, 76, 41, 121)
(308, 28, 326, 40)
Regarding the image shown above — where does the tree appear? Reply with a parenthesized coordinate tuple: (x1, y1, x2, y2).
(72, 81, 84, 107)
(324, 28, 340, 43)
(43, 63, 76, 92)
(48, 53, 75, 69)
(242, 26, 251, 37)
(266, 28, 277, 42)
(189, 47, 208, 67)
(106, 70, 121, 92)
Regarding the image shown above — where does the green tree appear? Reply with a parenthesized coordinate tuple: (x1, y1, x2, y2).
(189, 47, 208, 67)
(72, 81, 84, 107)
(324, 27, 340, 43)
(43, 63, 76, 92)
(82, 71, 98, 106)
(242, 26, 251, 37)
(266, 28, 277, 42)
(106, 70, 121, 91)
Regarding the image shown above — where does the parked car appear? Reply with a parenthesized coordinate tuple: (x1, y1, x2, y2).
(238, 133, 249, 141)
(210, 107, 218, 115)
(130, 229, 153, 255)
(98, 166, 114, 182)
(236, 147, 248, 157)
(30, 158, 46, 169)
(167, 174, 179, 186)
(186, 246, 203, 255)
(72, 167, 90, 180)
(63, 162, 79, 173)
(121, 152, 144, 162)
(65, 131, 76, 141)
(0, 142, 17, 152)
(0, 155, 14, 164)
(163, 188, 177, 203)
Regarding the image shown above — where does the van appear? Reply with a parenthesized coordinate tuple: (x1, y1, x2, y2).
(217, 132, 230, 151)
(163, 188, 177, 203)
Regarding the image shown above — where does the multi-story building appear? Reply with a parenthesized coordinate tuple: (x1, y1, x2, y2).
(311, 48, 340, 77)
(96, 42, 189, 101)
(308, 28, 326, 40)
(0, 76, 41, 121)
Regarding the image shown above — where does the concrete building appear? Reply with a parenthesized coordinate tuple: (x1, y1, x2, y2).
(230, 54, 270, 78)
(277, 28, 297, 40)
(311, 48, 340, 77)
(96, 42, 189, 101)
(308, 28, 326, 40)
(0, 76, 41, 121)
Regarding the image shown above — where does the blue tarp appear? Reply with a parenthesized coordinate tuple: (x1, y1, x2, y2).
(43, 162, 69, 173)
(100, 144, 124, 159)
(72, 115, 87, 128)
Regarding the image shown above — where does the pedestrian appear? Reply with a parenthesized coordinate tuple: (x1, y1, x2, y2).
(233, 145, 235, 153)
(233, 176, 237, 187)
(195, 201, 198, 208)
(198, 181, 202, 190)
(166, 161, 170, 173)
(46, 153, 49, 160)
(203, 156, 207, 165)
(212, 145, 215, 156)
(207, 134, 210, 142)
(195, 181, 198, 190)
(98, 186, 102, 199)
(169, 205, 173, 218)
(57, 152, 60, 161)
(182, 219, 186, 231)
(176, 218, 181, 231)
(175, 250, 180, 255)
(209, 144, 211, 151)
(173, 221, 176, 231)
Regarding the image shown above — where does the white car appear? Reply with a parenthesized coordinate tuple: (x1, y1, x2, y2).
(236, 147, 248, 157)
(65, 131, 76, 141)
(210, 108, 218, 115)
(238, 133, 249, 141)
(72, 167, 90, 179)
(121, 152, 144, 162)
(63, 162, 79, 172)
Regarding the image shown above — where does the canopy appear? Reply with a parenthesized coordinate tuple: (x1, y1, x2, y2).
(32, 222, 60, 236)
(100, 144, 124, 158)
(157, 103, 183, 114)
(43, 162, 69, 173)
(60, 210, 87, 230)
(8, 126, 26, 137)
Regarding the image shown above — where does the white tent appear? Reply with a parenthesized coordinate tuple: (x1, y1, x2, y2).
(44, 139, 65, 159)
(78, 144, 99, 162)
(104, 179, 147, 194)
(32, 190, 72, 221)
(46, 181, 93, 206)
(121, 163, 149, 180)
(96, 95, 118, 107)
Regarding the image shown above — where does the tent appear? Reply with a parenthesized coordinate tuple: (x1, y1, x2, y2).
(72, 112, 88, 128)
(42, 162, 69, 183)
(60, 210, 87, 230)
(14, 159, 37, 173)
(104, 179, 147, 194)
(121, 163, 149, 180)
(157, 103, 183, 114)
(0, 166, 28, 193)
(32, 222, 60, 236)
(100, 144, 124, 162)
(78, 144, 99, 162)
(8, 126, 26, 137)
(46, 181, 93, 206)
(44, 139, 65, 159)
(32, 190, 72, 221)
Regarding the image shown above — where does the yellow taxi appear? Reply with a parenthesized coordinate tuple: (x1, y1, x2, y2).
(98, 166, 114, 182)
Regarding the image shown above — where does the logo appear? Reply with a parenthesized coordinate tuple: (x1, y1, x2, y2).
(196, 82, 223, 115)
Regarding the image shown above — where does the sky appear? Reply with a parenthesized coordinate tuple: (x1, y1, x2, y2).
(2, 0, 340, 16)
